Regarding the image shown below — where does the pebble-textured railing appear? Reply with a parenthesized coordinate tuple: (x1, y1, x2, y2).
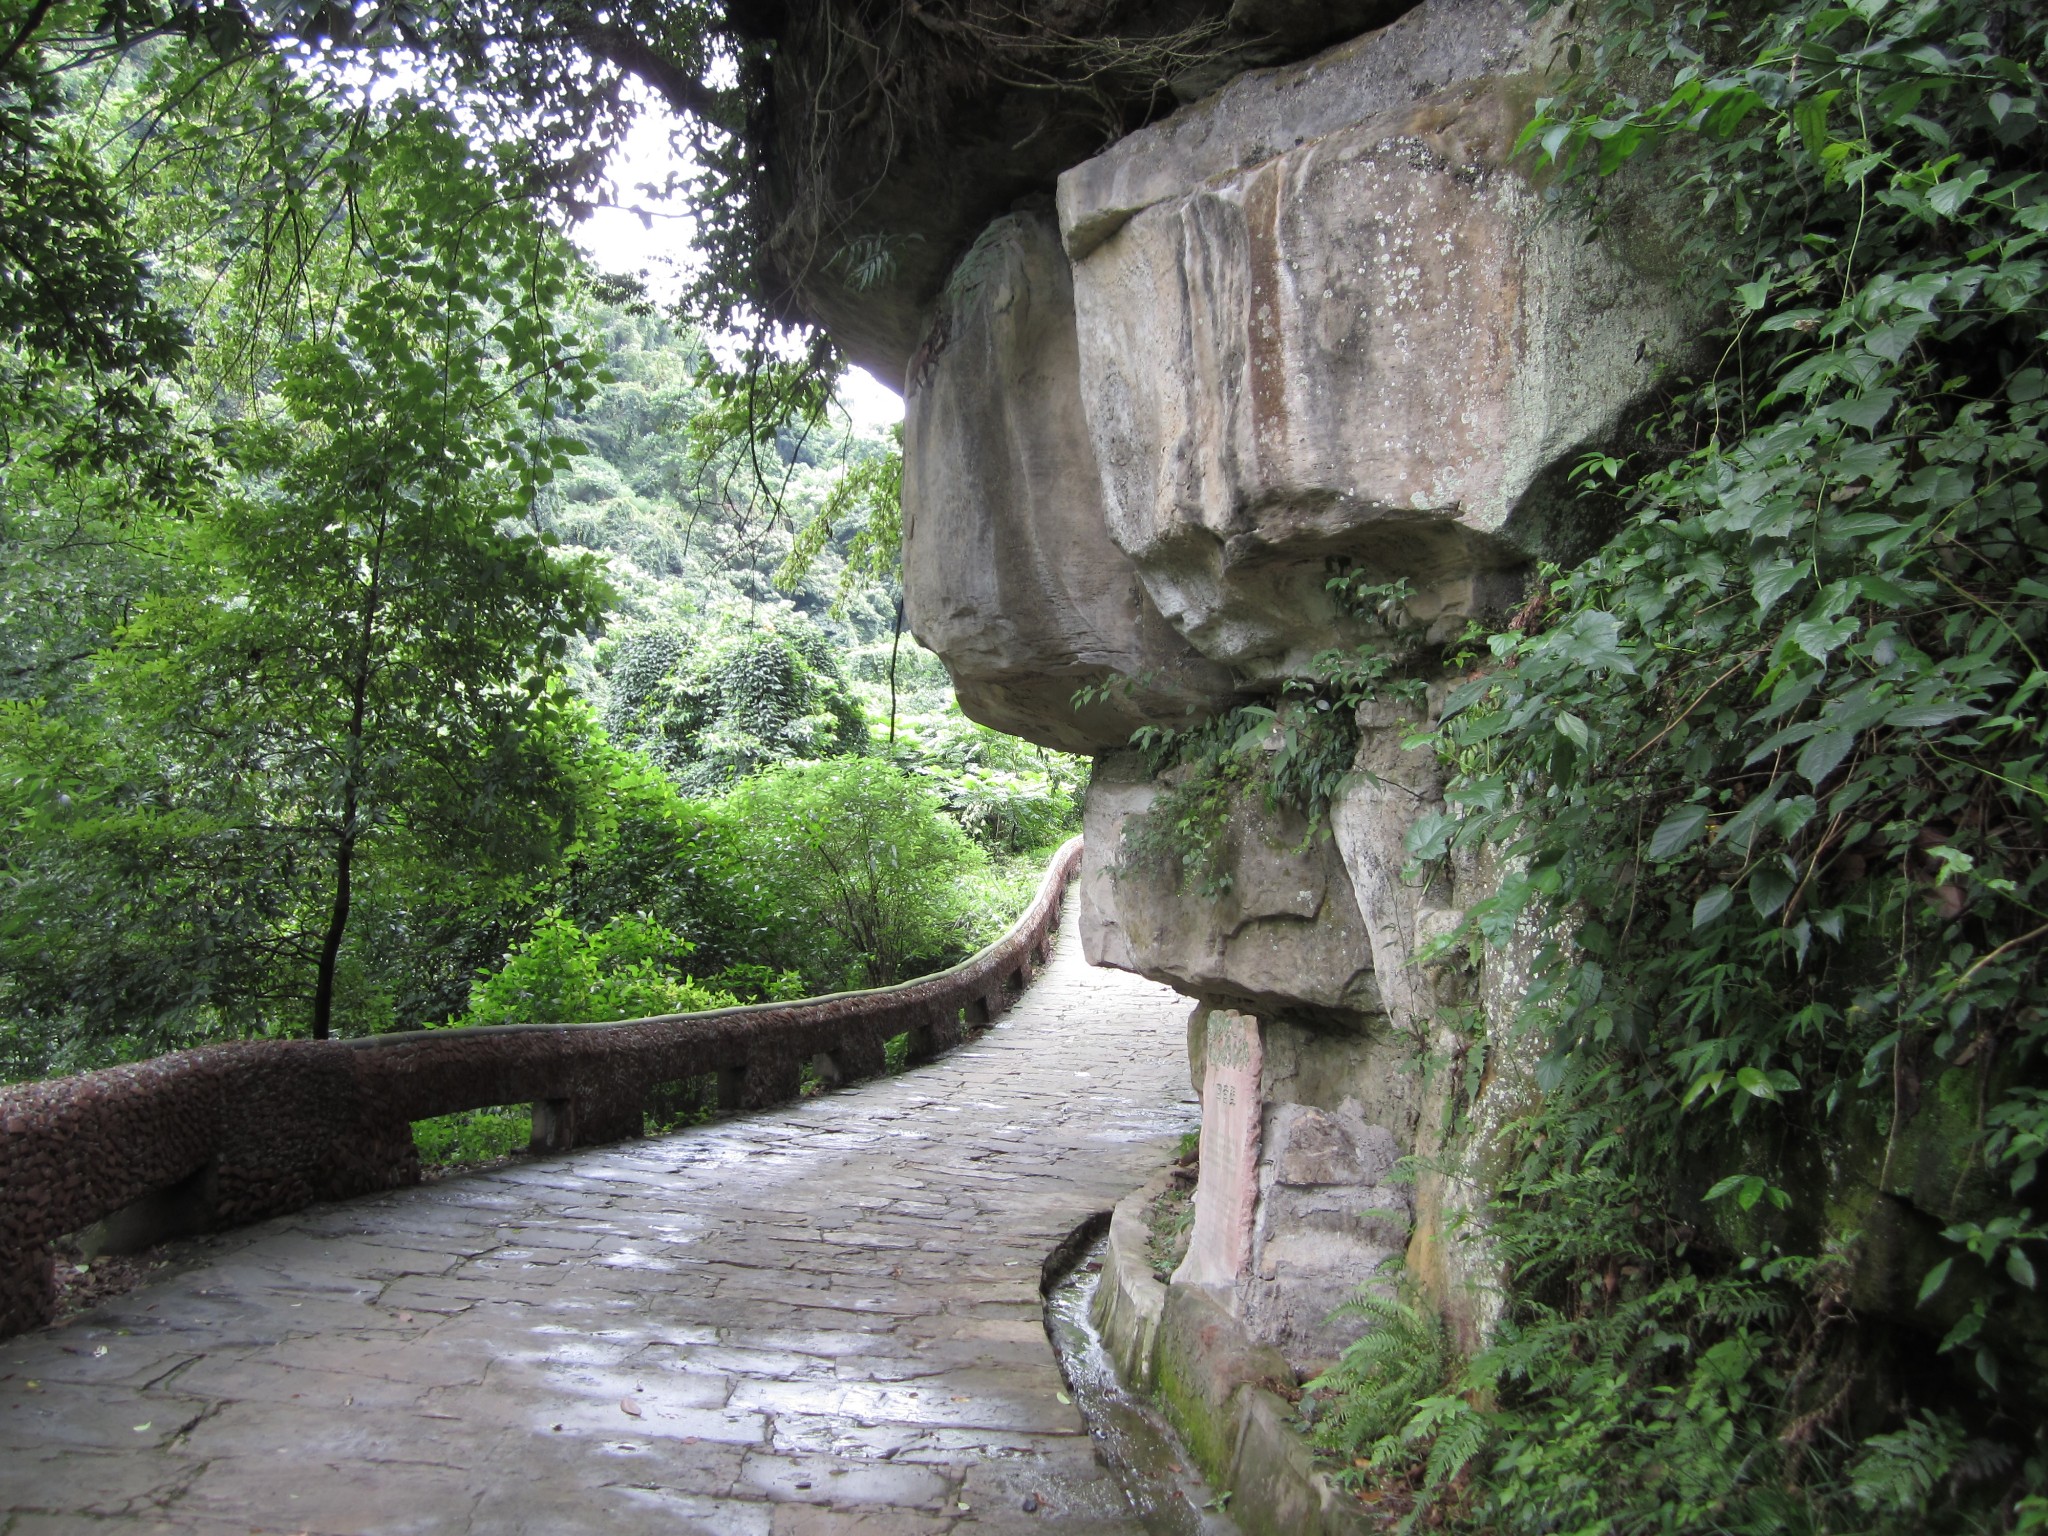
(0, 837, 1084, 1339)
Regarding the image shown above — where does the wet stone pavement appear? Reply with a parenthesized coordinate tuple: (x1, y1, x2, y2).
(0, 905, 1199, 1535)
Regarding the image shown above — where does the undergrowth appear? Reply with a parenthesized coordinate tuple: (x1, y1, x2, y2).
(413, 1105, 532, 1170)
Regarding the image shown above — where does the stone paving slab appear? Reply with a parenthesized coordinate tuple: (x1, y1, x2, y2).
(1, 903, 1196, 1535)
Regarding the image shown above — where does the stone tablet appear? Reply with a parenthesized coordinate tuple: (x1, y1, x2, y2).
(1173, 1009, 1264, 1291)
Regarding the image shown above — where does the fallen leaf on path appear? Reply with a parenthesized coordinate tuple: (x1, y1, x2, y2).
(132, 1422, 151, 1433)
(1055, 1391, 1071, 1405)
(620, 1398, 642, 1418)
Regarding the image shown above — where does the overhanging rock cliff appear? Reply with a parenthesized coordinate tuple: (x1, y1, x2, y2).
(750, 0, 2048, 1513)
(905, 0, 1696, 746)
(894, 0, 1698, 1373)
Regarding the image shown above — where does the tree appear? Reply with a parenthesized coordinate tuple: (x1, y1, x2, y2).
(97, 107, 610, 1038)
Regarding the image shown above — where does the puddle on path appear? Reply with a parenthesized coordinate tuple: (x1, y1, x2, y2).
(1044, 1234, 1242, 1536)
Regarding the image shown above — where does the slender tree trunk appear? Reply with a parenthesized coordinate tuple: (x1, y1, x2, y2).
(310, 513, 387, 1039)
(310, 815, 355, 1041)
(888, 596, 904, 748)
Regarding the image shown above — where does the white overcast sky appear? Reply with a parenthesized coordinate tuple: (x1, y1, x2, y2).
(566, 91, 906, 433)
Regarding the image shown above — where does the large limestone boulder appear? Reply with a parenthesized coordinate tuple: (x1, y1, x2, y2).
(1058, 0, 1696, 678)
(1081, 752, 1381, 1024)
(902, 212, 1237, 754)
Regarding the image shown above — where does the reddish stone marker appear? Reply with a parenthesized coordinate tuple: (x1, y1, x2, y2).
(1173, 1009, 1262, 1291)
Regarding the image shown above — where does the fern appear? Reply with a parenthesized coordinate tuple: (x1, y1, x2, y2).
(1414, 1395, 1490, 1491)
(1848, 1414, 1969, 1515)
(1305, 1287, 1454, 1481)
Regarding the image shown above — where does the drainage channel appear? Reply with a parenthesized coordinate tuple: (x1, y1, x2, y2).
(1042, 1227, 1243, 1536)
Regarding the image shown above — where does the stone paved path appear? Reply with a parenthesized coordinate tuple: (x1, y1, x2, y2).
(0, 903, 1198, 1536)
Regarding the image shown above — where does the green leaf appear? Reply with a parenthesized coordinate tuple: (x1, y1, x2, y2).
(1791, 615, 1859, 661)
(1693, 885, 1734, 928)
(1926, 167, 1988, 217)
(1749, 862, 1796, 918)
(1555, 711, 1594, 752)
(1796, 728, 1856, 786)
(1794, 93, 1833, 158)
(1553, 611, 1635, 674)
(2008, 1247, 2037, 1290)
(1736, 1067, 1778, 1101)
(1647, 804, 1710, 861)
(1918, 1257, 1954, 1305)
(1832, 389, 1897, 432)
(1751, 557, 1806, 614)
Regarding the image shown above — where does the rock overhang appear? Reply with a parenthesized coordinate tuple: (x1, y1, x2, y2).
(900, 0, 1701, 751)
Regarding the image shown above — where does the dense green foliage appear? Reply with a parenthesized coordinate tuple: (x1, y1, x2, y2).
(601, 619, 870, 794)
(1298, 1, 2048, 1530)
(0, 11, 1081, 1079)
(451, 913, 740, 1029)
(723, 758, 991, 988)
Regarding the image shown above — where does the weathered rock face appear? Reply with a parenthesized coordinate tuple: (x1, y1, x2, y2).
(901, 0, 1692, 747)
(902, 214, 1238, 754)
(1081, 751, 1380, 1024)
(1059, 0, 1693, 678)
(1243, 1101, 1412, 1364)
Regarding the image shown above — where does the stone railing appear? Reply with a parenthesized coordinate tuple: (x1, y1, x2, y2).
(0, 837, 1084, 1338)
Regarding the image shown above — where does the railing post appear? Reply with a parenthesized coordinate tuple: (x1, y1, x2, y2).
(530, 1098, 575, 1152)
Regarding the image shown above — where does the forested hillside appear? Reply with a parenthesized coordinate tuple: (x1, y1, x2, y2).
(0, 36, 1080, 1081)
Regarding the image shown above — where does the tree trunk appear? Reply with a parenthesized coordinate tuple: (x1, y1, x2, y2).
(310, 818, 355, 1041)
(310, 512, 387, 1039)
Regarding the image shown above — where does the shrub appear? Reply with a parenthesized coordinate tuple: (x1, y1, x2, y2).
(451, 911, 738, 1027)
(722, 758, 987, 986)
(413, 1105, 532, 1167)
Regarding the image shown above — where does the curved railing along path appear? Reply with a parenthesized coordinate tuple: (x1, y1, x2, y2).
(0, 878, 1199, 1533)
(1, 841, 1089, 1338)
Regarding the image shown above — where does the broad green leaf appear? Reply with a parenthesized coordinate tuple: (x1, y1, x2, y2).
(1693, 885, 1734, 928)
(1797, 728, 1856, 786)
(1791, 615, 1859, 661)
(1751, 557, 1805, 614)
(1736, 1067, 1777, 1100)
(1918, 1257, 1954, 1305)
(1749, 862, 1796, 918)
(1832, 389, 1897, 431)
(1647, 804, 1710, 861)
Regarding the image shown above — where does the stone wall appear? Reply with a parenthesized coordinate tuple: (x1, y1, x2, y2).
(0, 841, 1082, 1340)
